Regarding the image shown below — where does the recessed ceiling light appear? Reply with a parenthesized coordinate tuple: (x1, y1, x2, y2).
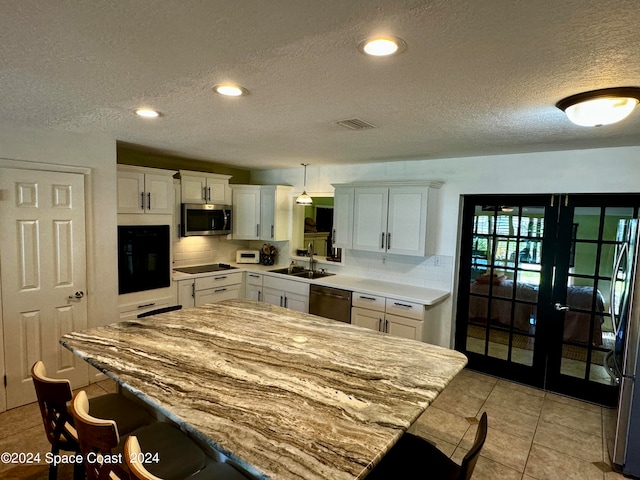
(213, 84, 249, 97)
(556, 87, 640, 127)
(134, 108, 160, 118)
(358, 36, 407, 57)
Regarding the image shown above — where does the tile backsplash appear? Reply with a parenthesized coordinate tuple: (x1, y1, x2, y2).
(173, 235, 251, 267)
(172, 236, 452, 291)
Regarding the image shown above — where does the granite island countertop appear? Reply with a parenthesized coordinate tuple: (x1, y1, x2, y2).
(61, 300, 466, 480)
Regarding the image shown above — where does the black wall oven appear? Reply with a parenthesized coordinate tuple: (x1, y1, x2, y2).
(118, 225, 171, 295)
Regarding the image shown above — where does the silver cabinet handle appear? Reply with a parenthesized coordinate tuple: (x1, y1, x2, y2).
(554, 303, 570, 312)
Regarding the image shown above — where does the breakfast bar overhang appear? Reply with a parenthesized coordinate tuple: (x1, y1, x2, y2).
(61, 300, 467, 480)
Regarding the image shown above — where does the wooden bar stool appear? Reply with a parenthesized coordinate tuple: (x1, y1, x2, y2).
(72, 391, 250, 480)
(366, 412, 488, 480)
(31, 360, 152, 480)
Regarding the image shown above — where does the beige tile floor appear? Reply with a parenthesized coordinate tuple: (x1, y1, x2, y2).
(0, 370, 628, 479)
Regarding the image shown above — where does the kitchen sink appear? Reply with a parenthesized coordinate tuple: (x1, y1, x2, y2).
(268, 267, 334, 279)
(268, 266, 306, 275)
(292, 270, 335, 279)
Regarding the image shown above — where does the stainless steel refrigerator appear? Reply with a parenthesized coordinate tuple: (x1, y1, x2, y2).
(606, 219, 640, 477)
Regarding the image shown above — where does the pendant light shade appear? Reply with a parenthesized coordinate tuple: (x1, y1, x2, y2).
(296, 163, 313, 205)
(556, 87, 640, 127)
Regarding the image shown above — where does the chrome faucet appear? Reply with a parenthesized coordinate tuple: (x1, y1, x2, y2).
(308, 242, 317, 273)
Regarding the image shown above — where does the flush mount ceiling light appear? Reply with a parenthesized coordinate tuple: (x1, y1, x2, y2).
(556, 87, 640, 127)
(358, 36, 407, 57)
(213, 84, 249, 97)
(134, 108, 160, 118)
(296, 163, 312, 206)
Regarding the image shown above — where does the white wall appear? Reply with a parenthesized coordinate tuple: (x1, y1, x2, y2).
(252, 146, 640, 347)
(0, 124, 118, 330)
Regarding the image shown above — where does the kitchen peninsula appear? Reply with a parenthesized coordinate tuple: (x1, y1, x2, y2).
(61, 300, 467, 480)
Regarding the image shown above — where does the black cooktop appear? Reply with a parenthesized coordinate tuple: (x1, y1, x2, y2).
(173, 263, 237, 274)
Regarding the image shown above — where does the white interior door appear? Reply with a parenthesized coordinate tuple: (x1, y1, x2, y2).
(0, 168, 88, 409)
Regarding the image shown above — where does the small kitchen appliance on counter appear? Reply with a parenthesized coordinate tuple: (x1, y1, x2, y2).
(236, 250, 260, 264)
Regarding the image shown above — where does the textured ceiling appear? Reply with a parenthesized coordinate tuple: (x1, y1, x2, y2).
(2, 0, 640, 169)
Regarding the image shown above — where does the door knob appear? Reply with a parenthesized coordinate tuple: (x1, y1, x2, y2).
(68, 291, 85, 300)
(554, 303, 570, 312)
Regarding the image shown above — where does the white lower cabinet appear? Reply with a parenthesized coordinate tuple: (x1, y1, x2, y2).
(177, 272, 243, 307)
(263, 275, 309, 313)
(245, 272, 264, 302)
(351, 291, 425, 342)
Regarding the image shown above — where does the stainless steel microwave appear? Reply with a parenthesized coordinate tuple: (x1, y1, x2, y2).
(181, 203, 232, 236)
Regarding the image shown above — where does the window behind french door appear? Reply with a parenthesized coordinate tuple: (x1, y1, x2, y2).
(456, 194, 640, 406)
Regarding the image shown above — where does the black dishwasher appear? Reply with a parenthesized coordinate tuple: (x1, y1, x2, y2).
(309, 285, 352, 323)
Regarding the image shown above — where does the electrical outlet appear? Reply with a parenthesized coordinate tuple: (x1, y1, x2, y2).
(434, 255, 441, 266)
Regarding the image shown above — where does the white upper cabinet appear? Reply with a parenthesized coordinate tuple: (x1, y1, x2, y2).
(117, 166, 175, 215)
(260, 186, 292, 241)
(179, 171, 231, 205)
(232, 185, 261, 240)
(351, 184, 436, 257)
(232, 185, 292, 241)
(332, 186, 354, 249)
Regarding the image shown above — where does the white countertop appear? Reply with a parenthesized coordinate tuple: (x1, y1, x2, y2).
(173, 263, 449, 306)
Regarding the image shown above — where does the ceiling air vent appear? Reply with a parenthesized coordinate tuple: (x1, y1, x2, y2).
(335, 118, 377, 130)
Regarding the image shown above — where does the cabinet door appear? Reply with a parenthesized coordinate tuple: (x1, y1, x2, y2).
(332, 187, 354, 249)
(177, 280, 195, 308)
(232, 187, 261, 239)
(145, 173, 174, 215)
(385, 313, 423, 341)
(263, 287, 284, 307)
(245, 284, 263, 302)
(386, 187, 428, 256)
(206, 177, 229, 204)
(284, 292, 308, 313)
(353, 187, 388, 252)
(195, 284, 241, 306)
(117, 170, 145, 214)
(260, 187, 276, 240)
(181, 175, 207, 204)
(351, 307, 383, 332)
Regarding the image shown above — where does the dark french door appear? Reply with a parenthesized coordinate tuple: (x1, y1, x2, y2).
(456, 194, 640, 406)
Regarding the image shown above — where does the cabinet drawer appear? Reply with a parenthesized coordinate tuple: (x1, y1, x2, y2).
(196, 272, 243, 290)
(352, 292, 385, 311)
(263, 276, 310, 296)
(246, 272, 264, 286)
(385, 298, 424, 320)
(119, 297, 173, 319)
(195, 284, 242, 306)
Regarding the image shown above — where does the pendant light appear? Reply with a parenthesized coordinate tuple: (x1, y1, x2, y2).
(296, 163, 312, 205)
(556, 87, 640, 127)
